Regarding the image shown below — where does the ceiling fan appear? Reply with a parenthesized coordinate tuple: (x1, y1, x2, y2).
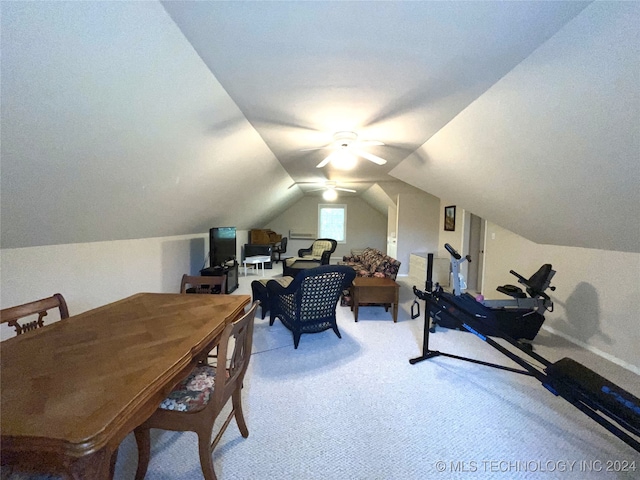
(288, 180, 357, 193)
(289, 180, 357, 201)
(302, 131, 388, 168)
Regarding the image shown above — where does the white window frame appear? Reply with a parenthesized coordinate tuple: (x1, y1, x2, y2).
(318, 204, 347, 244)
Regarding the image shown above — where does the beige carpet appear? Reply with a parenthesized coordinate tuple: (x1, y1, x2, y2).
(5, 270, 639, 479)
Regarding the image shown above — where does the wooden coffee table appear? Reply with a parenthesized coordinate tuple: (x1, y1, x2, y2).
(350, 277, 400, 322)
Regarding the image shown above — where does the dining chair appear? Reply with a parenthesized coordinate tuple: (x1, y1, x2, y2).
(180, 274, 227, 295)
(180, 274, 228, 365)
(0, 293, 69, 337)
(134, 301, 259, 480)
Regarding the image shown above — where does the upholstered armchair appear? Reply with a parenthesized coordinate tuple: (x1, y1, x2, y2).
(267, 265, 356, 348)
(283, 238, 337, 277)
(298, 238, 337, 262)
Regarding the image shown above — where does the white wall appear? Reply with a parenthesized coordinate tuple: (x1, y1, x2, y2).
(437, 200, 466, 257)
(395, 192, 440, 275)
(0, 234, 212, 339)
(433, 200, 640, 373)
(480, 223, 640, 374)
(265, 195, 387, 260)
(391, 2, 640, 253)
(1, 1, 298, 249)
(435, 200, 469, 281)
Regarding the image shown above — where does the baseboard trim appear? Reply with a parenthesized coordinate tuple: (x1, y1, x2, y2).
(541, 325, 640, 376)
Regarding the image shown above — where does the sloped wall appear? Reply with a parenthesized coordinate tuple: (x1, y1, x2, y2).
(481, 223, 640, 373)
(391, 2, 639, 253)
(1, 1, 296, 249)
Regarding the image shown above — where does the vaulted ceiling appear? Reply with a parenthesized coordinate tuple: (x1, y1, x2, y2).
(1, 1, 638, 252)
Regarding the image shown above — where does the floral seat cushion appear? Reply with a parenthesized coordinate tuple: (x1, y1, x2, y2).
(159, 365, 216, 413)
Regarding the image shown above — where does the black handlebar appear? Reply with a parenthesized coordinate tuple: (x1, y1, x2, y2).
(509, 269, 528, 283)
(444, 243, 471, 263)
(444, 243, 461, 260)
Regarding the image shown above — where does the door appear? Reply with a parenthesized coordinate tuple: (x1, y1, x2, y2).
(466, 214, 485, 293)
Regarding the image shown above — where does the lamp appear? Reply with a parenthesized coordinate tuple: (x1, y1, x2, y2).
(322, 188, 338, 201)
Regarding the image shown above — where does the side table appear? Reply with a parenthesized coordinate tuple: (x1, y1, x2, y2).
(351, 277, 400, 323)
(243, 255, 271, 276)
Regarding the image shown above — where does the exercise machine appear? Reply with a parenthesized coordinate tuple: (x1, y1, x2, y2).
(409, 250, 640, 453)
(428, 244, 556, 343)
(447, 242, 555, 313)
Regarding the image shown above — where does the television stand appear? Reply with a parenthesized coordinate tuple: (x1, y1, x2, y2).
(201, 262, 238, 294)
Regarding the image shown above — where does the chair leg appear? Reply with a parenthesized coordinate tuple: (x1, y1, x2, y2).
(293, 332, 301, 349)
(133, 427, 150, 480)
(232, 389, 249, 438)
(332, 322, 342, 339)
(110, 447, 119, 479)
(197, 429, 217, 480)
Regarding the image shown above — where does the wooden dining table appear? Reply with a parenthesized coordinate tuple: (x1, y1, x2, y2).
(0, 292, 251, 479)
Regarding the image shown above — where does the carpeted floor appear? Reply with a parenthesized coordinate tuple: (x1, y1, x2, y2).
(6, 270, 639, 479)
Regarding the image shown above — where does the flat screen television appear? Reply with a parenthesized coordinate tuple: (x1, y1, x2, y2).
(210, 227, 237, 267)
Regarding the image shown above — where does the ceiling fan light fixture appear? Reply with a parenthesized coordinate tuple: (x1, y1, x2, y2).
(322, 188, 338, 201)
(326, 149, 357, 170)
(333, 131, 358, 143)
(311, 131, 388, 168)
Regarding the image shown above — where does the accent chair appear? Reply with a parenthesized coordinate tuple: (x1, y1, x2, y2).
(267, 265, 356, 348)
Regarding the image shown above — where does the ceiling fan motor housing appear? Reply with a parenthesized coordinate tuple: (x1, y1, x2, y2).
(334, 131, 358, 145)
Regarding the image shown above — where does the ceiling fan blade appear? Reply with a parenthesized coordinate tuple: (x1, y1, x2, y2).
(335, 187, 356, 193)
(307, 187, 325, 192)
(290, 180, 331, 189)
(316, 157, 331, 168)
(358, 140, 385, 147)
(300, 146, 331, 152)
(353, 149, 387, 165)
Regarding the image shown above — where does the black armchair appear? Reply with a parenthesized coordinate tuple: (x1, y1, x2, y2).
(267, 265, 356, 348)
(283, 238, 338, 277)
(297, 238, 337, 264)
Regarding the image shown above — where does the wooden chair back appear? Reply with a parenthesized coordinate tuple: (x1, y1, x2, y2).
(134, 301, 259, 480)
(211, 300, 257, 413)
(1, 293, 69, 337)
(180, 274, 227, 295)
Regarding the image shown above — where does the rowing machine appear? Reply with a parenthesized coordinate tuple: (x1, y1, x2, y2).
(432, 244, 555, 342)
(409, 251, 639, 453)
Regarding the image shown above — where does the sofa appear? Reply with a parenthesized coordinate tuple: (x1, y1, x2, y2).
(339, 247, 401, 280)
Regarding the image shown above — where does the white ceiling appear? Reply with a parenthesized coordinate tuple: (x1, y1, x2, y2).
(1, 1, 638, 252)
(162, 0, 591, 184)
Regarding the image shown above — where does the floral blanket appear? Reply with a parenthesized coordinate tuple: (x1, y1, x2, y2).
(339, 247, 401, 280)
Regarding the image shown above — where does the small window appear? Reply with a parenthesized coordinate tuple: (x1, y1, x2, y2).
(318, 204, 346, 243)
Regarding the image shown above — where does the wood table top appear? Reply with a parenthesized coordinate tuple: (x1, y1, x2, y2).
(1, 292, 250, 458)
(352, 277, 399, 287)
